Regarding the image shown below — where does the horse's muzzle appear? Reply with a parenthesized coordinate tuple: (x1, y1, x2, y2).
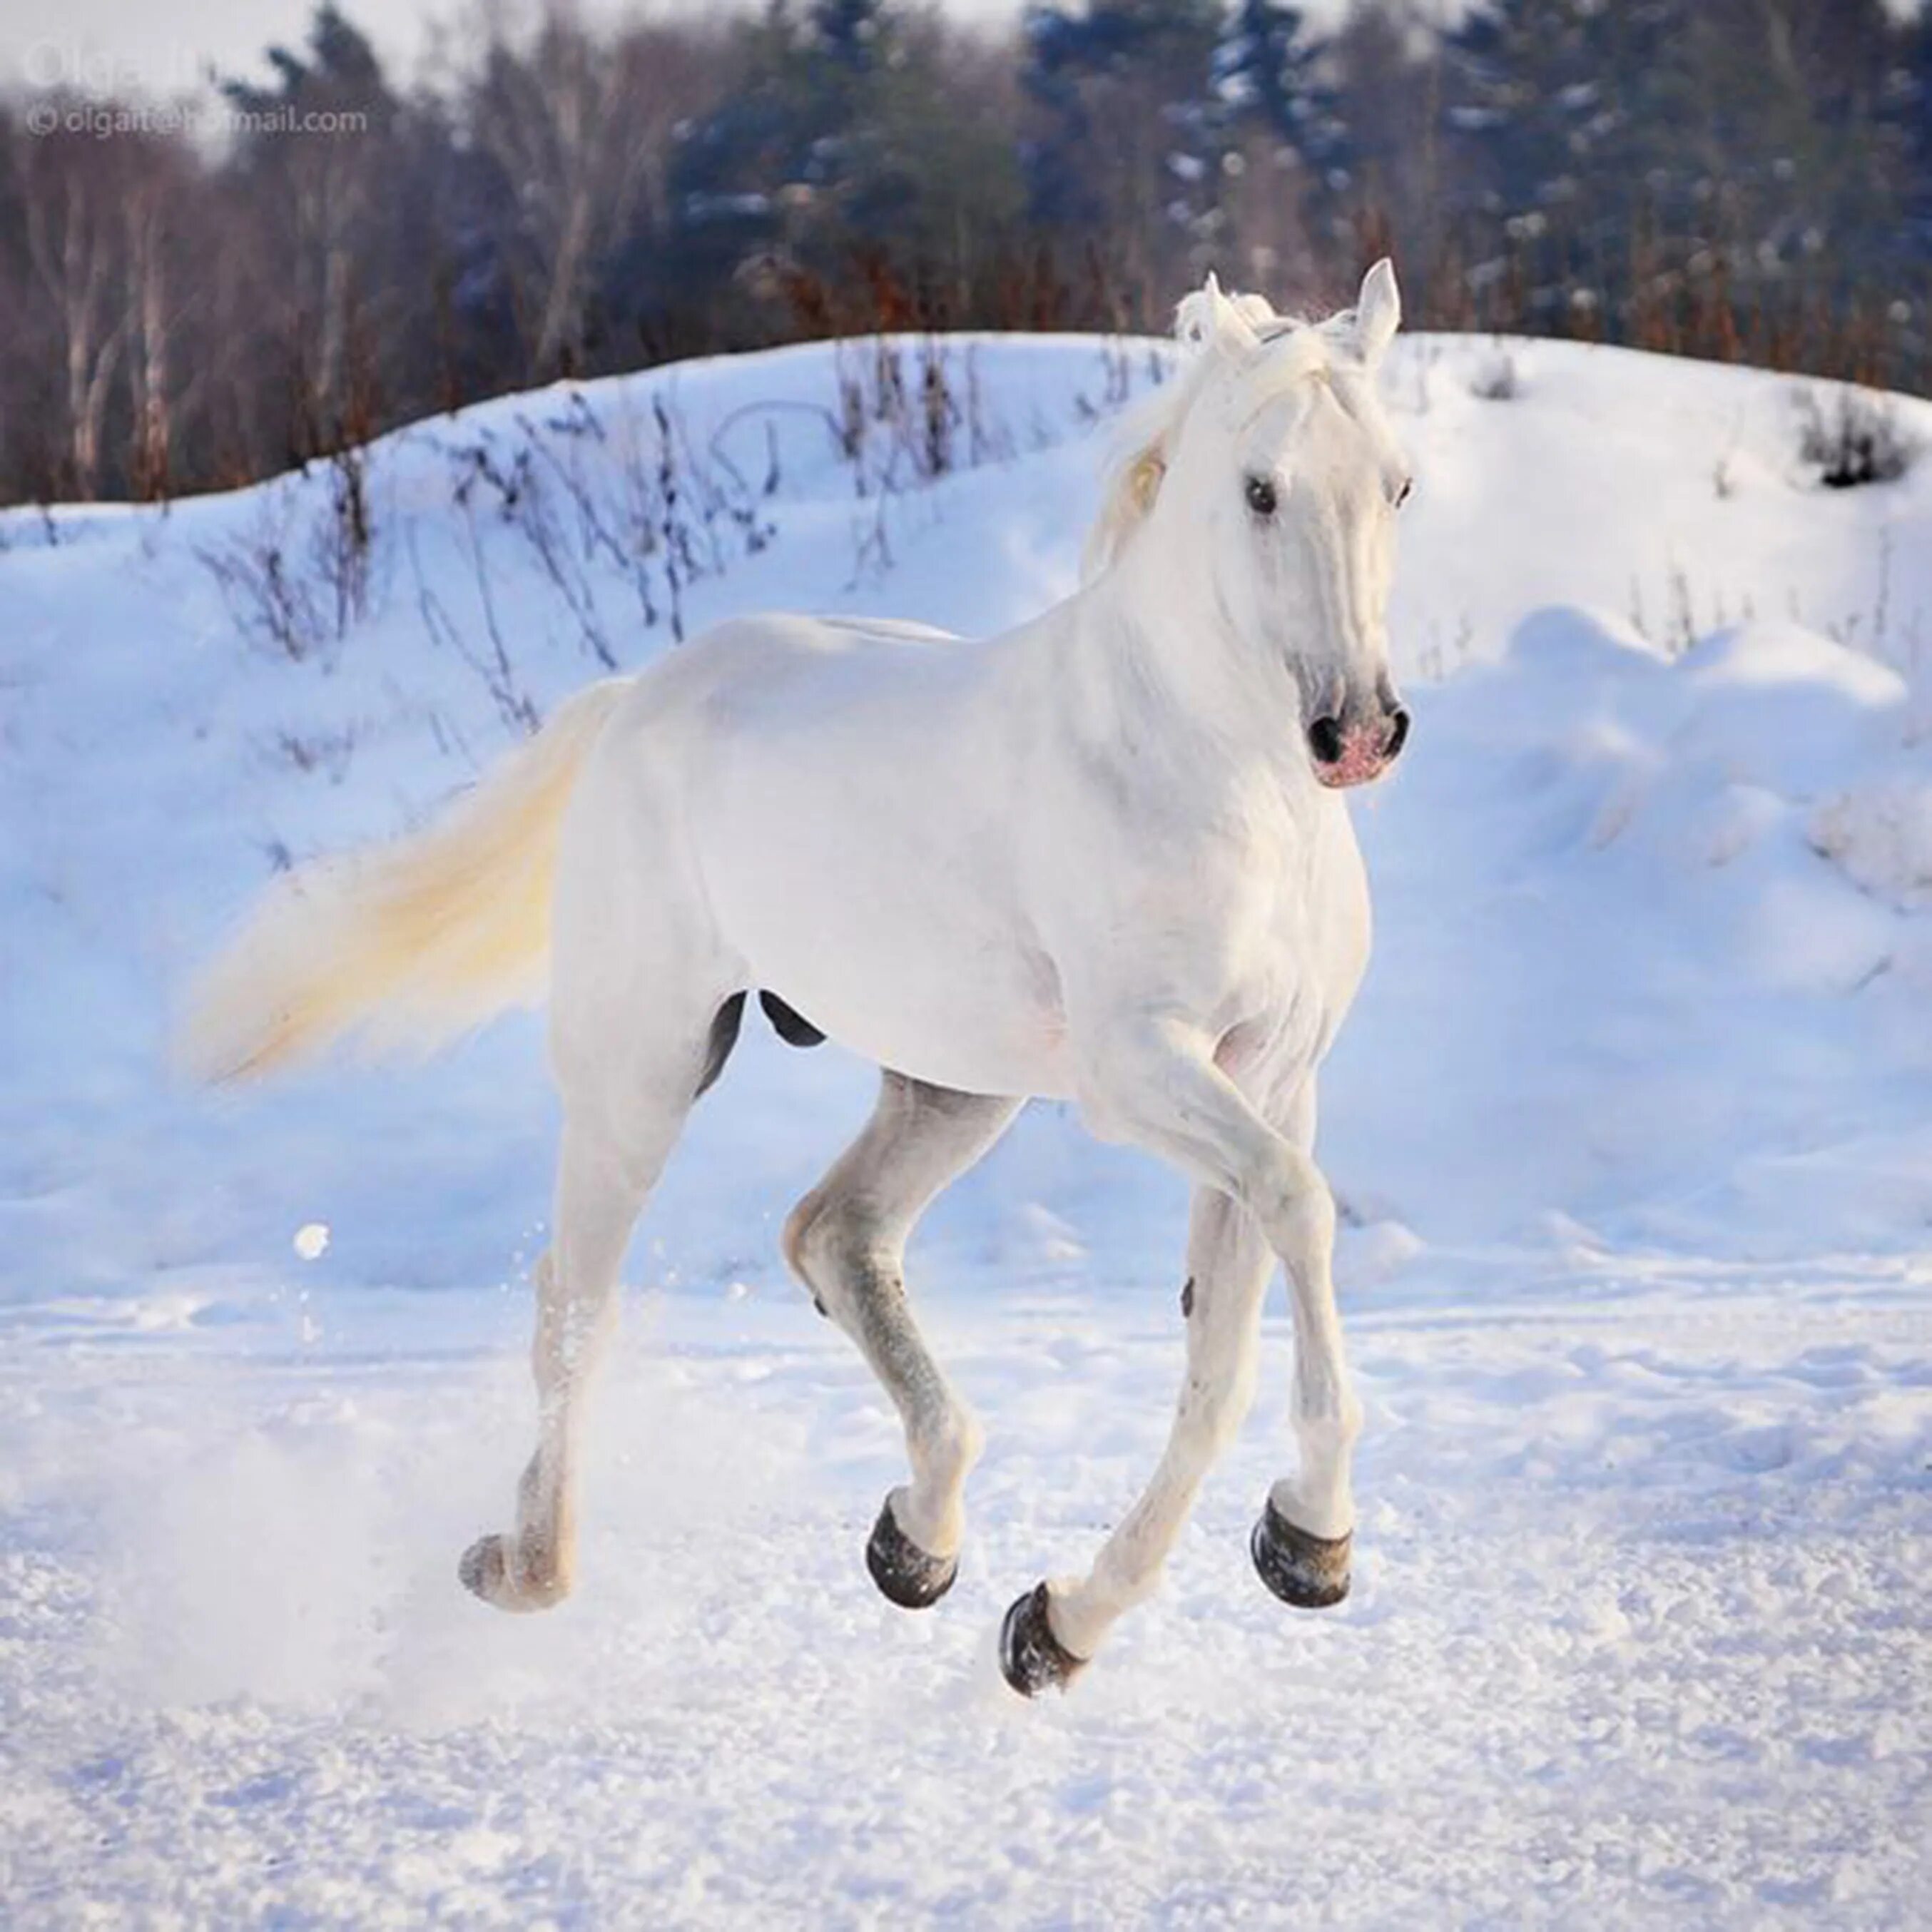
(1308, 702, 1409, 788)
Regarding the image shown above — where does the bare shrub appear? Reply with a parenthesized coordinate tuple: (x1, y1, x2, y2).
(1796, 387, 1916, 490)
(199, 452, 382, 664)
(410, 519, 540, 739)
(200, 499, 332, 664)
(834, 337, 940, 494)
(428, 385, 776, 681)
(274, 724, 359, 783)
(316, 445, 375, 634)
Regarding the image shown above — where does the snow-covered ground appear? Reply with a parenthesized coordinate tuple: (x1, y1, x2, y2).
(4, 330, 1930, 1925)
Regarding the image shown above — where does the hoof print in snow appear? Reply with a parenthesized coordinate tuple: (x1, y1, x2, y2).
(999, 1582, 1087, 1698)
(865, 1497, 958, 1610)
(1250, 1498, 1352, 1609)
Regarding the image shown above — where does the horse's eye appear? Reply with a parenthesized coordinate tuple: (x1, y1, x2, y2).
(1393, 476, 1414, 509)
(1244, 474, 1278, 518)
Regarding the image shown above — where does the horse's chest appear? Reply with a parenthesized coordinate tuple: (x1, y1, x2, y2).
(1219, 820, 1371, 1044)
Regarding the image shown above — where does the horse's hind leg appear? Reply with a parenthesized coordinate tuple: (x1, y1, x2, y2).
(462, 860, 731, 1612)
(784, 1073, 1020, 1608)
(459, 1105, 676, 1612)
(1000, 1186, 1271, 1694)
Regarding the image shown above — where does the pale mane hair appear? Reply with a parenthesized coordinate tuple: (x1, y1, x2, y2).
(1082, 292, 1342, 579)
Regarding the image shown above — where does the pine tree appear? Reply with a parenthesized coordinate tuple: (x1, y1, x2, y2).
(218, 6, 407, 449)
(1896, 7, 1932, 253)
(221, 4, 390, 127)
(663, 2, 1025, 332)
(1201, 0, 1351, 295)
(1213, 0, 1348, 189)
(1440, 0, 1693, 332)
(813, 0, 886, 76)
(1667, 0, 1905, 295)
(1442, 0, 1609, 223)
(1020, 0, 1224, 263)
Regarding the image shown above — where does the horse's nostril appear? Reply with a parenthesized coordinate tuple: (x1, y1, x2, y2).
(1386, 706, 1411, 759)
(1307, 716, 1344, 765)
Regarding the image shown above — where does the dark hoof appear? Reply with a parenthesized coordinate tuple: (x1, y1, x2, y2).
(459, 1532, 567, 1612)
(999, 1582, 1087, 1698)
(459, 1532, 508, 1602)
(865, 1497, 957, 1610)
(1250, 1496, 1352, 1609)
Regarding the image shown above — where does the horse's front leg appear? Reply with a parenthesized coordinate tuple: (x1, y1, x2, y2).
(1000, 1022, 1355, 1694)
(1249, 1075, 1361, 1610)
(1001, 1186, 1272, 1691)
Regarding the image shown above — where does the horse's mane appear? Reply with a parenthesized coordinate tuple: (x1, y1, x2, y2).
(1082, 293, 1338, 579)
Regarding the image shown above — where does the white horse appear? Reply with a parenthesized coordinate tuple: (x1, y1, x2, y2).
(187, 262, 1414, 1696)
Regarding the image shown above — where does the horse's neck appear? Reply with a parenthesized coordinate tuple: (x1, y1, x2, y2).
(1057, 553, 1321, 813)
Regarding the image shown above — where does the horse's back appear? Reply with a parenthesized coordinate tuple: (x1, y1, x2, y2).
(679, 611, 975, 730)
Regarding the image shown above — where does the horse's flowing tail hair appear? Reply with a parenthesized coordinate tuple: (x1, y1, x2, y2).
(181, 678, 630, 1084)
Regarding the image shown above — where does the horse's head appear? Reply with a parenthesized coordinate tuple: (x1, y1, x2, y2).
(1093, 262, 1413, 788)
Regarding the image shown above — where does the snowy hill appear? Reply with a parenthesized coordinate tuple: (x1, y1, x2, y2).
(4, 333, 1931, 1924)
(6, 331, 1932, 1299)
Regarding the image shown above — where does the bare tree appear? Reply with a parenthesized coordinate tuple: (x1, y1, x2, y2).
(222, 5, 399, 454)
(466, 11, 655, 380)
(20, 128, 130, 499)
(120, 141, 203, 500)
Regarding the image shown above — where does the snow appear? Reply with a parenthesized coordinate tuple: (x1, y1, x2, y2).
(4, 330, 1931, 1923)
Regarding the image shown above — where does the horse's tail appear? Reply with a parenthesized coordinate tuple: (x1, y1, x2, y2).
(181, 678, 631, 1084)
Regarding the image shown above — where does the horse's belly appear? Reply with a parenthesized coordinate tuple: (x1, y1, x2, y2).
(772, 961, 1072, 1099)
(731, 893, 1071, 1097)
(696, 805, 1072, 1099)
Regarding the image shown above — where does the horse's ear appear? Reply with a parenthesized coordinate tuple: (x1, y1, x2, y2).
(1356, 258, 1401, 365)
(1175, 272, 1261, 357)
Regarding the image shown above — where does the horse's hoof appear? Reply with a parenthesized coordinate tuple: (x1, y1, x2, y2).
(1250, 1497, 1352, 1609)
(459, 1533, 566, 1613)
(459, 1532, 512, 1604)
(865, 1496, 957, 1610)
(999, 1582, 1087, 1698)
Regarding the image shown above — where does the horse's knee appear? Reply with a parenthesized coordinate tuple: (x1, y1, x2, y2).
(1251, 1148, 1335, 1261)
(782, 1188, 895, 1313)
(779, 1194, 814, 1286)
